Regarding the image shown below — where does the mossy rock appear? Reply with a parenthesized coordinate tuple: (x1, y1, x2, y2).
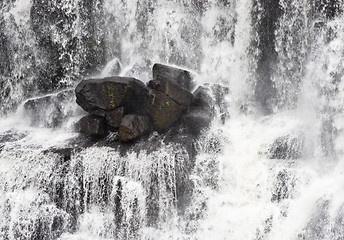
(145, 89, 185, 130)
(75, 76, 148, 114)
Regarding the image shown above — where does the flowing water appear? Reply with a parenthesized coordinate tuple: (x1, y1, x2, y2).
(1, 0, 344, 239)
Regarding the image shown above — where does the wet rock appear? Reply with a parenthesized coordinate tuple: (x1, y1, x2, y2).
(118, 114, 152, 142)
(192, 83, 229, 123)
(145, 89, 185, 130)
(152, 63, 195, 91)
(103, 107, 124, 129)
(268, 134, 304, 160)
(147, 78, 193, 107)
(75, 76, 148, 114)
(192, 85, 214, 112)
(76, 115, 107, 137)
(147, 79, 160, 90)
(182, 110, 212, 136)
(24, 89, 74, 128)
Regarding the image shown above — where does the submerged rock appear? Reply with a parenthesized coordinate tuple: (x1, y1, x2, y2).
(76, 115, 107, 137)
(75, 76, 148, 114)
(152, 63, 195, 91)
(145, 89, 185, 130)
(118, 114, 152, 142)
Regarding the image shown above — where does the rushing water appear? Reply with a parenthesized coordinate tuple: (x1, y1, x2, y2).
(1, 0, 344, 239)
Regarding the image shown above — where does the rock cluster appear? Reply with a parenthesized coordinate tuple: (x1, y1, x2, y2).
(75, 63, 218, 142)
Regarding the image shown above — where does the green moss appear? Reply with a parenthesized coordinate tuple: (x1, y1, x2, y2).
(107, 83, 116, 108)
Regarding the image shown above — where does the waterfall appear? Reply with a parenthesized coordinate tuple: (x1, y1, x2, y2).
(1, 0, 344, 239)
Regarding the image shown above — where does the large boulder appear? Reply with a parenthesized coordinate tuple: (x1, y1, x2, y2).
(76, 115, 107, 137)
(118, 114, 152, 142)
(145, 89, 185, 130)
(152, 63, 195, 91)
(75, 76, 148, 114)
(148, 78, 193, 107)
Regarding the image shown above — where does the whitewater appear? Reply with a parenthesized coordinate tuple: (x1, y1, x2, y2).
(1, 0, 344, 239)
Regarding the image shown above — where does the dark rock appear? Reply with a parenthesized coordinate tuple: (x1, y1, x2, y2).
(144, 89, 185, 130)
(30, 0, 106, 93)
(147, 79, 160, 90)
(148, 78, 193, 107)
(192, 83, 229, 123)
(152, 63, 195, 91)
(75, 76, 148, 114)
(268, 134, 304, 160)
(182, 109, 212, 136)
(104, 107, 124, 129)
(24, 89, 75, 128)
(76, 115, 107, 137)
(192, 85, 214, 112)
(118, 114, 152, 142)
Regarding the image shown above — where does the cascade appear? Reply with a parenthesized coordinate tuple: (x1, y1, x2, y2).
(0, 0, 344, 239)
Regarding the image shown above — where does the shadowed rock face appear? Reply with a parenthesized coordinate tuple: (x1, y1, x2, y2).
(118, 114, 152, 142)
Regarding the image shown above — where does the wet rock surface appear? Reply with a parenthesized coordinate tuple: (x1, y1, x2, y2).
(152, 63, 195, 91)
(73, 64, 230, 142)
(103, 107, 124, 129)
(148, 78, 193, 107)
(144, 89, 185, 130)
(76, 114, 107, 137)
